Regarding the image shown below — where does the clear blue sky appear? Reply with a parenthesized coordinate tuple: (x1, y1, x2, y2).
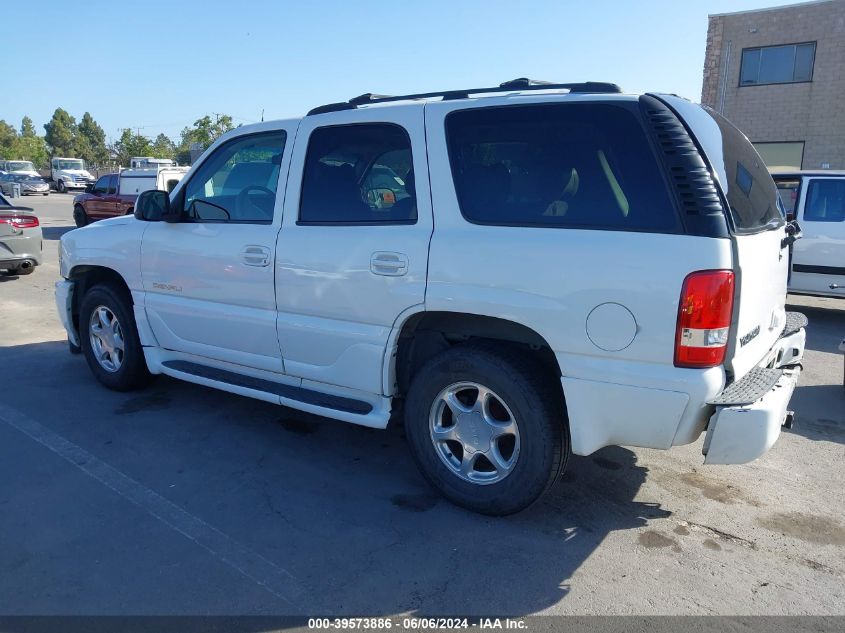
(5, 0, 807, 145)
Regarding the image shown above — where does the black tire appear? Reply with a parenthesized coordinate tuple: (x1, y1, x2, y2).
(404, 343, 568, 515)
(43, 192, 48, 196)
(79, 283, 153, 391)
(15, 265, 35, 276)
(73, 205, 88, 228)
(57, 180, 66, 193)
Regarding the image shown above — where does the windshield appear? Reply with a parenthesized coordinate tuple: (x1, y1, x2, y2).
(9, 161, 35, 172)
(54, 159, 84, 170)
(13, 174, 42, 182)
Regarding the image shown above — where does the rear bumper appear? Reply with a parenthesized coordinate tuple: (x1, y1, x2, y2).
(702, 320, 806, 465)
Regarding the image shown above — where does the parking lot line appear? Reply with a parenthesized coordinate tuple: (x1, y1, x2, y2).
(0, 402, 306, 609)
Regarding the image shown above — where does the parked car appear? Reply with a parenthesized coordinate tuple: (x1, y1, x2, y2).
(72, 167, 189, 227)
(0, 173, 50, 196)
(0, 191, 41, 275)
(0, 160, 40, 178)
(55, 79, 806, 515)
(51, 157, 95, 193)
(771, 170, 845, 298)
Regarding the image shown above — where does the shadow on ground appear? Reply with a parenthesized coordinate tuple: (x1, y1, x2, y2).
(787, 301, 844, 355)
(40, 226, 75, 240)
(0, 340, 671, 616)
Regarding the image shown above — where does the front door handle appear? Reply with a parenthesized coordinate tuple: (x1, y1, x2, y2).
(370, 251, 409, 276)
(241, 245, 271, 267)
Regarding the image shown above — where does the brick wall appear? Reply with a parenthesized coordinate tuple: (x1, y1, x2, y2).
(700, 0, 845, 169)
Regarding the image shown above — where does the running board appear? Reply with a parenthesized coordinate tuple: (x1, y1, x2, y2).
(161, 360, 373, 415)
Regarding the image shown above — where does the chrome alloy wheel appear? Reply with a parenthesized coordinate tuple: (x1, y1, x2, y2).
(429, 382, 521, 485)
(88, 305, 125, 373)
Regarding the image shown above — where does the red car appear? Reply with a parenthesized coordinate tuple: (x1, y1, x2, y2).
(72, 168, 187, 227)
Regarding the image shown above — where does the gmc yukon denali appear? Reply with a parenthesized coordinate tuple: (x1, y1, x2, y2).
(55, 79, 806, 515)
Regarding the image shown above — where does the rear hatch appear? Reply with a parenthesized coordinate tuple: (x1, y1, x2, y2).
(661, 97, 789, 381)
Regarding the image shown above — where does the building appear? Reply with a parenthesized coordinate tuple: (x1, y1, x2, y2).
(701, 0, 845, 170)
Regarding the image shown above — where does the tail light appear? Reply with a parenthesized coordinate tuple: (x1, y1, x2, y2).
(0, 214, 40, 229)
(675, 270, 735, 368)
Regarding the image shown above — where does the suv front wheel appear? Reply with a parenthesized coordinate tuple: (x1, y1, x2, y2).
(79, 284, 153, 391)
(404, 344, 568, 515)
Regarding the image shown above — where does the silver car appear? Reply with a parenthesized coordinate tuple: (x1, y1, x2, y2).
(0, 192, 42, 275)
(0, 173, 50, 196)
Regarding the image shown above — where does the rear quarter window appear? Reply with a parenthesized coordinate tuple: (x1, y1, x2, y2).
(445, 103, 679, 231)
(703, 109, 784, 233)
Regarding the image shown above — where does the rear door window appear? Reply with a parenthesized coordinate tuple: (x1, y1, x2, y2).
(804, 179, 845, 222)
(299, 124, 416, 224)
(444, 103, 679, 231)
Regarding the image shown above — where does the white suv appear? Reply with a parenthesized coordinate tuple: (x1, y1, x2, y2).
(56, 79, 807, 515)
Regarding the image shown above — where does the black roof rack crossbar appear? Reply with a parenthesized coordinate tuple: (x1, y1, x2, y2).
(307, 78, 622, 115)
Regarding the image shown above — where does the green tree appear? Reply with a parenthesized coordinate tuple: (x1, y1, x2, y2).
(151, 133, 176, 160)
(12, 135, 49, 169)
(113, 129, 152, 167)
(175, 114, 234, 163)
(44, 108, 78, 157)
(0, 120, 17, 158)
(76, 112, 109, 166)
(20, 116, 37, 138)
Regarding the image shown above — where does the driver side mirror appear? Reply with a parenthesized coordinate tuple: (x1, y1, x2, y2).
(134, 189, 180, 223)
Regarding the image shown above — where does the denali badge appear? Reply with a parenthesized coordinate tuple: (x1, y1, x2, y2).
(740, 325, 760, 347)
(152, 282, 182, 293)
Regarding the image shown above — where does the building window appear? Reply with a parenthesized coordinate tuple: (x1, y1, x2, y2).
(753, 141, 805, 170)
(740, 42, 815, 86)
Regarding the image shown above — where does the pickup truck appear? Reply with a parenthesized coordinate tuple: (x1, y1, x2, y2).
(72, 167, 188, 227)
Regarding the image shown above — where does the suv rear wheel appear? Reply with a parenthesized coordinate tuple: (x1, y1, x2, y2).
(79, 284, 153, 391)
(404, 344, 568, 515)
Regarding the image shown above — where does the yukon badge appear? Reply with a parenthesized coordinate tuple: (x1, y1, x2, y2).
(740, 325, 760, 347)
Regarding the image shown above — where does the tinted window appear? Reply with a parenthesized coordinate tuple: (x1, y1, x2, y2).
(705, 110, 784, 232)
(182, 131, 286, 223)
(445, 104, 678, 231)
(93, 176, 110, 194)
(804, 179, 845, 223)
(740, 42, 815, 86)
(299, 124, 415, 224)
(107, 174, 118, 194)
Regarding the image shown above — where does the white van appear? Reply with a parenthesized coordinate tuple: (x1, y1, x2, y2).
(772, 170, 845, 297)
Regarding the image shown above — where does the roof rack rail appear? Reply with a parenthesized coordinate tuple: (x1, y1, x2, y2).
(307, 78, 622, 115)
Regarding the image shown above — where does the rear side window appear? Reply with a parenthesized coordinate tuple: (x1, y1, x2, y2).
(299, 124, 416, 224)
(804, 179, 845, 222)
(704, 110, 784, 233)
(445, 104, 678, 231)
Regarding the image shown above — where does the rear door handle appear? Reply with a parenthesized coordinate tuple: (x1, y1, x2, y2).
(241, 245, 271, 267)
(370, 251, 409, 276)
